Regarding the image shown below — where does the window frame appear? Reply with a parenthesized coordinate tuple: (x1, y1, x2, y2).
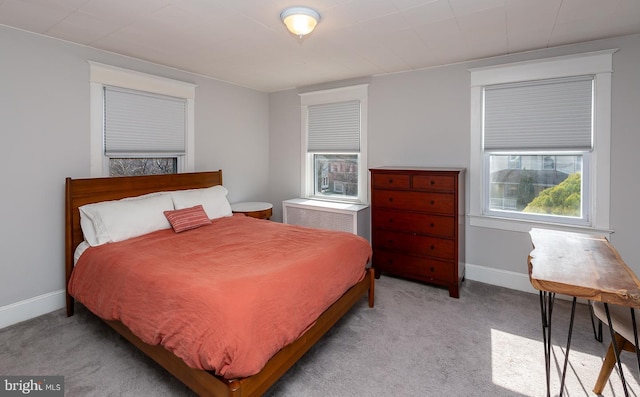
(299, 84, 368, 204)
(89, 62, 197, 177)
(469, 50, 615, 233)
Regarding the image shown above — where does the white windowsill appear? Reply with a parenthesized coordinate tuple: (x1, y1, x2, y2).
(284, 198, 369, 212)
(468, 214, 614, 236)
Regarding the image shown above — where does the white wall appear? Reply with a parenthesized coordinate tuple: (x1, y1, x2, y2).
(266, 90, 302, 221)
(268, 34, 640, 293)
(0, 26, 269, 327)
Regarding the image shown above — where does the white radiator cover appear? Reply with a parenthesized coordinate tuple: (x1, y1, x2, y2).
(282, 198, 370, 241)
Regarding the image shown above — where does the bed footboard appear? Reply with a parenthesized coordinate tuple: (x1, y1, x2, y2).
(103, 267, 374, 397)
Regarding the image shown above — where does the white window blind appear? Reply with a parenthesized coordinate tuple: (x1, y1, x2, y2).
(104, 86, 186, 155)
(483, 76, 593, 150)
(307, 100, 360, 152)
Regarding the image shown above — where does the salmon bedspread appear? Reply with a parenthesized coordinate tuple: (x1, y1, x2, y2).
(68, 215, 371, 379)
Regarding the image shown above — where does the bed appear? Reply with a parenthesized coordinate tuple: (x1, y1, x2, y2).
(64, 170, 375, 397)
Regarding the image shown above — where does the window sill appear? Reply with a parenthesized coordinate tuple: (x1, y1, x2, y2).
(285, 198, 369, 212)
(468, 214, 613, 236)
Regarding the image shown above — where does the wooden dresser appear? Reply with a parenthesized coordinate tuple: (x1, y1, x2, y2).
(370, 167, 465, 298)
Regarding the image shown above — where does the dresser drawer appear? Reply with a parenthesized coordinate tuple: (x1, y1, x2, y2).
(372, 173, 410, 189)
(373, 209, 455, 238)
(373, 190, 454, 214)
(373, 250, 455, 283)
(374, 230, 455, 260)
(413, 174, 456, 192)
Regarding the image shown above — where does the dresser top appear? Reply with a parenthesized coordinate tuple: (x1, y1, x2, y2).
(370, 166, 465, 173)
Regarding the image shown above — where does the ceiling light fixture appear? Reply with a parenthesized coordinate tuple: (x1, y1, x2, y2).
(280, 7, 320, 38)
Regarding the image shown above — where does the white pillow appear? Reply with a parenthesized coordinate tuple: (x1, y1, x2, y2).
(171, 185, 232, 220)
(79, 210, 100, 246)
(79, 203, 110, 246)
(79, 193, 174, 246)
(80, 192, 155, 246)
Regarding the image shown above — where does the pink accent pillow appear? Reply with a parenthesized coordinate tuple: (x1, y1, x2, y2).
(164, 205, 211, 233)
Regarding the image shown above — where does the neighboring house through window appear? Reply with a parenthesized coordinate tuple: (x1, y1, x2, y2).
(299, 84, 368, 204)
(89, 62, 196, 177)
(469, 50, 615, 232)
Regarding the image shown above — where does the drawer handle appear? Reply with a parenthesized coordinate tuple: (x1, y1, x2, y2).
(430, 180, 435, 185)
(430, 245, 435, 250)
(430, 223, 435, 228)
(430, 266, 435, 272)
(388, 218, 394, 223)
(388, 178, 393, 184)
(430, 200, 435, 205)
(388, 239, 394, 244)
(388, 197, 394, 202)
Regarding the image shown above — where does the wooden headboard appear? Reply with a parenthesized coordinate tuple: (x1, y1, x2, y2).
(64, 170, 224, 316)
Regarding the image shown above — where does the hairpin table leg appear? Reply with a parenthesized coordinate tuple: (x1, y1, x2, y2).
(604, 303, 629, 397)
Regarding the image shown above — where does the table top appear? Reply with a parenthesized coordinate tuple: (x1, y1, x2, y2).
(230, 202, 273, 212)
(528, 228, 640, 307)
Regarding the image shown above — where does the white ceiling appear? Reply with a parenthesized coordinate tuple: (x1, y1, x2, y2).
(1, 0, 639, 92)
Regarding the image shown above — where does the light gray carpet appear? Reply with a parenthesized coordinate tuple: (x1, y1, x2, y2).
(1, 277, 639, 396)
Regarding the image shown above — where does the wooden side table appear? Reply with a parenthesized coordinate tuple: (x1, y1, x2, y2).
(528, 228, 640, 397)
(231, 202, 273, 220)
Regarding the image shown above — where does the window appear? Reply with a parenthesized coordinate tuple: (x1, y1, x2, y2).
(484, 76, 592, 225)
(89, 62, 196, 177)
(104, 86, 187, 176)
(488, 154, 585, 217)
(469, 50, 615, 232)
(109, 158, 177, 176)
(508, 155, 521, 169)
(300, 85, 368, 204)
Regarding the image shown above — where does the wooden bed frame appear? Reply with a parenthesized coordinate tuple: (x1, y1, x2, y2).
(64, 170, 375, 397)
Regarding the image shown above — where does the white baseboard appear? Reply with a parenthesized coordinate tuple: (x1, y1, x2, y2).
(465, 262, 538, 295)
(0, 289, 66, 329)
(465, 263, 585, 303)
